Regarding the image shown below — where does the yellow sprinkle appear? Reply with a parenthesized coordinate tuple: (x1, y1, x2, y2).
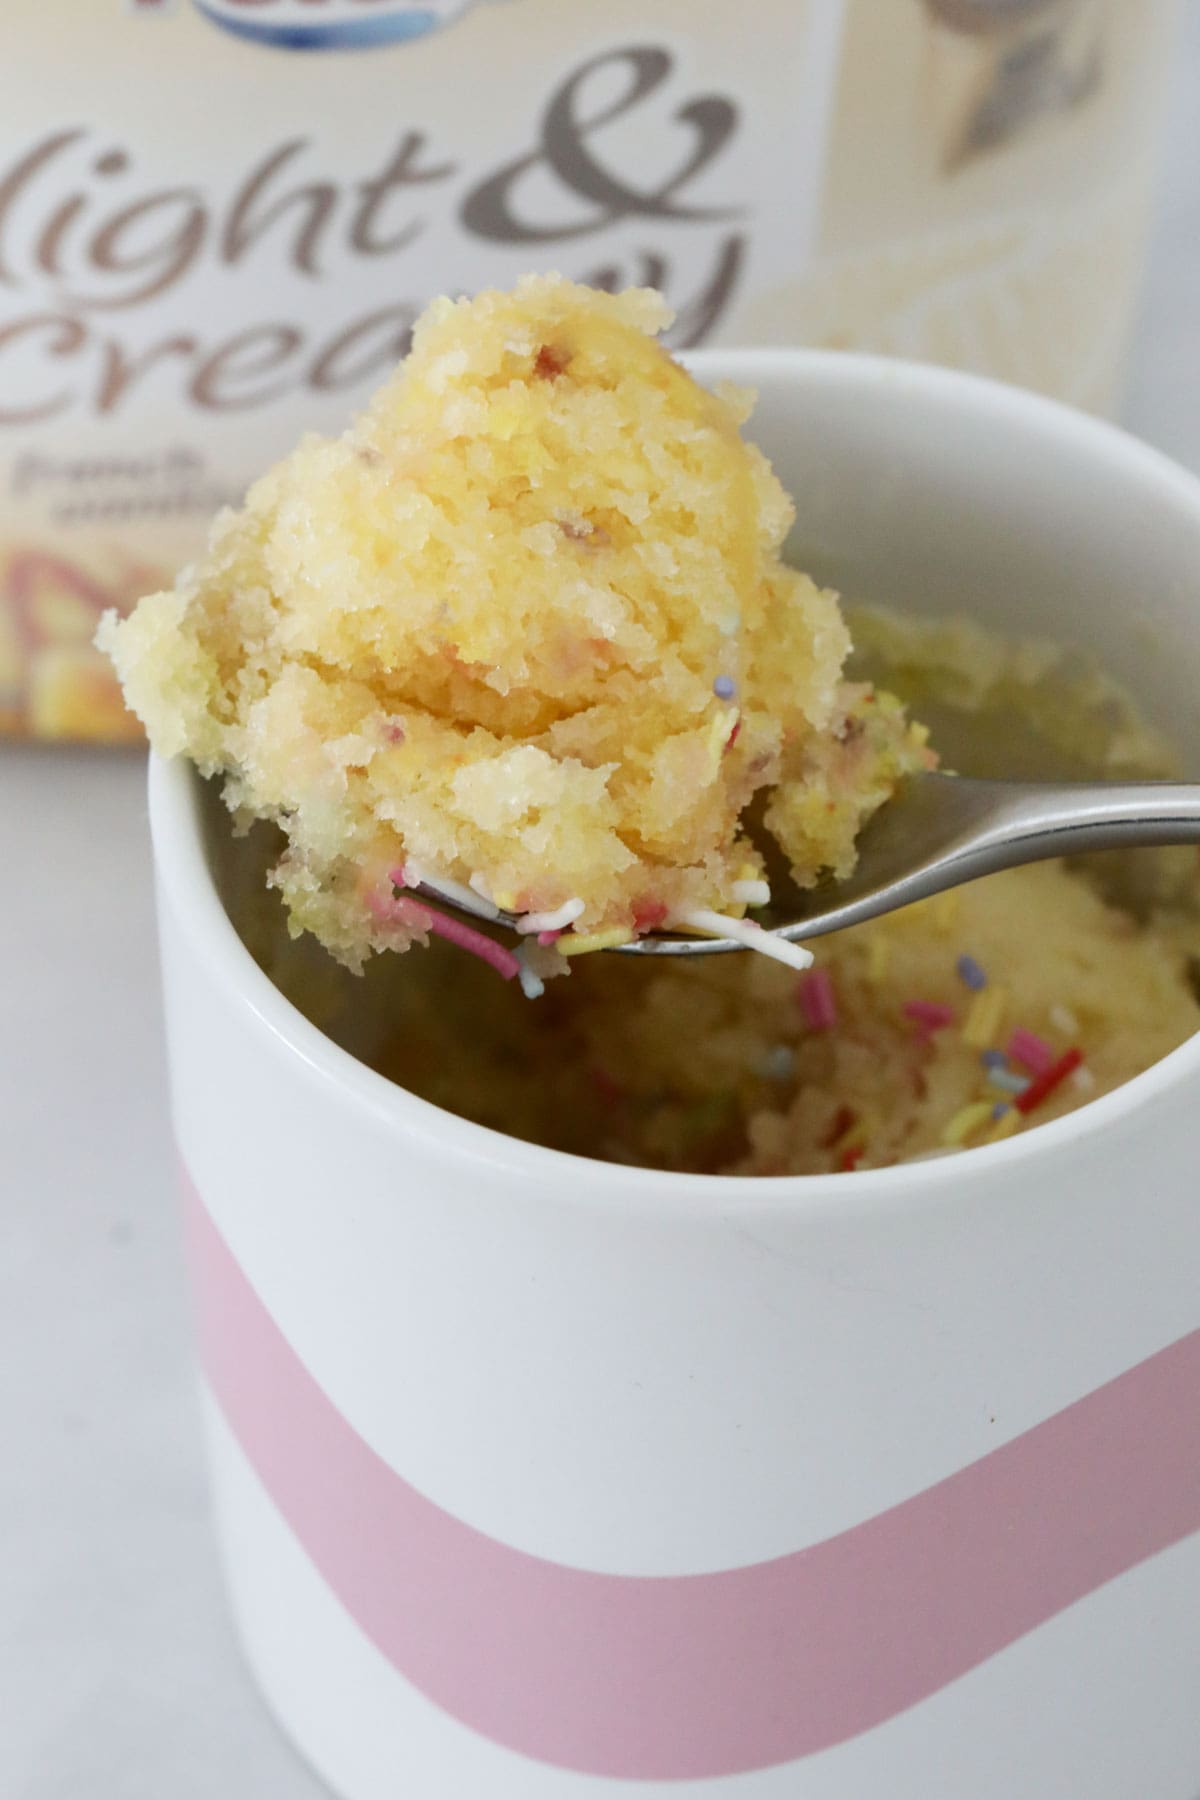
(932, 889, 960, 932)
(557, 927, 634, 957)
(962, 984, 1008, 1048)
(706, 707, 739, 774)
(735, 861, 760, 883)
(987, 1107, 1022, 1144)
(940, 1100, 994, 1147)
(866, 935, 891, 984)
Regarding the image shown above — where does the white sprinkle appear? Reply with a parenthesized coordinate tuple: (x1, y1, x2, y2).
(1071, 1065, 1097, 1094)
(406, 860, 500, 920)
(731, 879, 771, 908)
(1050, 1004, 1080, 1035)
(674, 909, 814, 973)
(517, 963, 545, 1001)
(899, 1146, 961, 1164)
(516, 897, 585, 935)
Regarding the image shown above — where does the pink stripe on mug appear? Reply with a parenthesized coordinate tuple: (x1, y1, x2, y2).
(186, 1171, 1200, 1781)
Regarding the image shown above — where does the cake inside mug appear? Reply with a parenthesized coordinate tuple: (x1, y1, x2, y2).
(208, 610, 1200, 1173)
(102, 276, 1200, 1172)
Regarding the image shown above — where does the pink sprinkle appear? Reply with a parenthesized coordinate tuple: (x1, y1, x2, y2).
(903, 1000, 956, 1032)
(368, 887, 430, 932)
(797, 967, 838, 1031)
(1007, 1027, 1054, 1074)
(537, 929, 563, 947)
(406, 900, 520, 981)
(632, 897, 669, 933)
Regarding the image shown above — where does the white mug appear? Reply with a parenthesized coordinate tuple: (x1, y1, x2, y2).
(149, 351, 1200, 1800)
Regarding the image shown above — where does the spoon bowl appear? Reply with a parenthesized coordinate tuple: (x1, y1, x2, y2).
(411, 772, 1200, 959)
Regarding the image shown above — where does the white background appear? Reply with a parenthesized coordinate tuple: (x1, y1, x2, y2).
(4, 8, 1200, 1794)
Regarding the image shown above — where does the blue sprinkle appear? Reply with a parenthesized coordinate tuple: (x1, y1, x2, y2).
(957, 953, 987, 990)
(987, 1068, 1031, 1095)
(758, 1044, 796, 1082)
(991, 1102, 1010, 1121)
(713, 674, 737, 700)
(980, 1048, 1007, 1070)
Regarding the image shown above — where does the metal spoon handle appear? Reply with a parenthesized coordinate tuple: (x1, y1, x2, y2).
(617, 775, 1200, 954)
(765, 776, 1200, 945)
(972, 779, 1200, 857)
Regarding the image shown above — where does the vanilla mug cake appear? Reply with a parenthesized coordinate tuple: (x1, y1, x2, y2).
(107, 279, 1200, 1175)
(145, 339, 1200, 1800)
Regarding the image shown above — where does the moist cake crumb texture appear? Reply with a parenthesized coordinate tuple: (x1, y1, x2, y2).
(100, 275, 929, 972)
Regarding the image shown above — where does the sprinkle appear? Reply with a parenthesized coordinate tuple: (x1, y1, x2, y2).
(1007, 1027, 1054, 1075)
(713, 674, 737, 700)
(516, 946, 545, 1001)
(866, 936, 891, 984)
(706, 710, 734, 770)
(821, 1104, 857, 1149)
(394, 861, 500, 922)
(1072, 1064, 1097, 1094)
(725, 720, 742, 751)
(956, 953, 987, 991)
(986, 1067, 1031, 1096)
(757, 1044, 796, 1082)
(797, 967, 838, 1030)
(940, 1100, 995, 1146)
(731, 878, 771, 907)
(674, 909, 814, 974)
(517, 896, 584, 935)
(903, 999, 956, 1032)
(557, 926, 634, 957)
(405, 899, 520, 981)
(365, 880, 404, 922)
(1050, 1004, 1081, 1036)
(839, 1145, 866, 1172)
(991, 1101, 1010, 1121)
(987, 1107, 1022, 1143)
(979, 1048, 1007, 1070)
(537, 929, 563, 947)
(533, 343, 568, 380)
(1014, 1047, 1084, 1115)
(633, 898, 670, 933)
(963, 985, 1008, 1047)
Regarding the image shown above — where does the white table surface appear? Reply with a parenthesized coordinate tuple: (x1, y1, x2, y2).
(4, 13, 1200, 1793)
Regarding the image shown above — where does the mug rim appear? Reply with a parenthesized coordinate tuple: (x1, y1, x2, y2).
(148, 347, 1200, 1221)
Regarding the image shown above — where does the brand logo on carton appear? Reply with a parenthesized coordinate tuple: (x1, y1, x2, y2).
(192, 0, 497, 52)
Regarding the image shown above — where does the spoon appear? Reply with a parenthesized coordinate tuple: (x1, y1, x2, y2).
(410, 774, 1200, 959)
